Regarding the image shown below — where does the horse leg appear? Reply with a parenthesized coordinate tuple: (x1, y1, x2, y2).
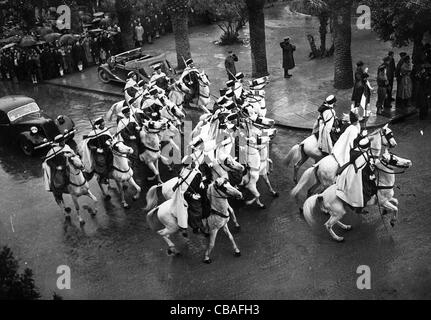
(54, 193, 71, 222)
(71, 195, 85, 226)
(97, 177, 111, 201)
(336, 220, 352, 231)
(324, 213, 345, 242)
(85, 190, 98, 216)
(245, 174, 265, 209)
(383, 200, 399, 227)
(203, 229, 219, 264)
(268, 158, 274, 174)
(262, 173, 279, 197)
(294, 151, 308, 184)
(222, 224, 241, 257)
(228, 207, 240, 231)
(147, 161, 161, 183)
(128, 177, 142, 201)
(115, 180, 129, 209)
(158, 228, 178, 255)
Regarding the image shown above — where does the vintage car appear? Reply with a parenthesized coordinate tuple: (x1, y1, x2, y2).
(97, 48, 176, 84)
(0, 96, 75, 156)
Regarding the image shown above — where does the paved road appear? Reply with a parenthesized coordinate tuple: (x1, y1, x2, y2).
(0, 83, 430, 299)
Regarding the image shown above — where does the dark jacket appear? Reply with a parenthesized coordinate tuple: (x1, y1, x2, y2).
(225, 54, 238, 76)
(351, 67, 367, 103)
(280, 41, 296, 69)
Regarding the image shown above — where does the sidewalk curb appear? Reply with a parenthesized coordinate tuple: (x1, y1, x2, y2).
(44, 81, 417, 131)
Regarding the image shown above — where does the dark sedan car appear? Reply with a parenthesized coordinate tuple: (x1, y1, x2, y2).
(0, 95, 75, 156)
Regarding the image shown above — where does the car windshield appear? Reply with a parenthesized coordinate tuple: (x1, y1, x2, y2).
(7, 102, 40, 122)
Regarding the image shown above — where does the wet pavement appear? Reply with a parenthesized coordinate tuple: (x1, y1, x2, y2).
(0, 82, 430, 299)
(45, 2, 416, 130)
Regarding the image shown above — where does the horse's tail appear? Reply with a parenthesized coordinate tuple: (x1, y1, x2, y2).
(291, 166, 318, 199)
(285, 144, 301, 168)
(144, 184, 162, 211)
(303, 195, 323, 228)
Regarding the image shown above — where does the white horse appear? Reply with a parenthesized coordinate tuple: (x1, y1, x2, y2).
(191, 71, 211, 113)
(291, 125, 397, 205)
(139, 122, 171, 184)
(245, 89, 267, 117)
(202, 178, 243, 263)
(95, 140, 142, 209)
(146, 186, 190, 256)
(168, 81, 191, 111)
(302, 152, 412, 242)
(50, 153, 98, 225)
(239, 119, 278, 209)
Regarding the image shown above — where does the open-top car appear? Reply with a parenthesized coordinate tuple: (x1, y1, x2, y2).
(97, 48, 176, 84)
(0, 96, 75, 156)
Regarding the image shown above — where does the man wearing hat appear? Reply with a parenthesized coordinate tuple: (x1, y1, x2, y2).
(125, 71, 138, 90)
(336, 132, 376, 212)
(42, 134, 76, 193)
(314, 95, 337, 155)
(351, 61, 368, 109)
(395, 52, 408, 105)
(385, 51, 396, 103)
(149, 64, 170, 91)
(225, 51, 238, 81)
(80, 117, 113, 178)
(376, 63, 389, 114)
(117, 106, 140, 142)
(416, 61, 431, 119)
(280, 37, 296, 78)
(180, 58, 200, 106)
(331, 106, 361, 168)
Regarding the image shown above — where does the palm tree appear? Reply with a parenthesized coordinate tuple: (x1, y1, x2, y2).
(303, 0, 331, 56)
(245, 0, 268, 78)
(167, 0, 192, 70)
(330, 0, 353, 89)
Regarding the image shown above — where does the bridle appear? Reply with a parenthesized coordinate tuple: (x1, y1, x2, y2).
(67, 156, 87, 187)
(111, 141, 132, 174)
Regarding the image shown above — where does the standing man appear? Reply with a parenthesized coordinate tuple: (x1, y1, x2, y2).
(225, 51, 238, 81)
(385, 52, 396, 104)
(280, 37, 296, 78)
(395, 52, 407, 106)
(376, 63, 389, 115)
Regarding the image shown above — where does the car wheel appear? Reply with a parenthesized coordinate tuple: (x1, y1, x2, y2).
(19, 137, 34, 156)
(98, 69, 110, 83)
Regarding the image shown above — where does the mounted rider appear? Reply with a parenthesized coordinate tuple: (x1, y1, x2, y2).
(42, 134, 76, 193)
(141, 87, 164, 120)
(313, 95, 337, 155)
(80, 117, 113, 180)
(336, 132, 377, 212)
(124, 71, 140, 106)
(180, 58, 200, 106)
(331, 106, 361, 167)
(116, 106, 141, 144)
(149, 63, 170, 92)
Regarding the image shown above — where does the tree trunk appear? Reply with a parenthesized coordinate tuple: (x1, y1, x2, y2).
(115, 0, 133, 51)
(319, 14, 328, 56)
(167, 0, 192, 70)
(246, 0, 268, 78)
(332, 0, 353, 89)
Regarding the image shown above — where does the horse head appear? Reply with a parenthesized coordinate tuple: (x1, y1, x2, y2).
(217, 153, 244, 173)
(214, 178, 243, 200)
(198, 70, 211, 86)
(381, 151, 412, 169)
(112, 140, 134, 156)
(381, 124, 397, 148)
(68, 154, 85, 171)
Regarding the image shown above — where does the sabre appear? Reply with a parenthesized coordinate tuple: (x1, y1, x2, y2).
(227, 69, 238, 81)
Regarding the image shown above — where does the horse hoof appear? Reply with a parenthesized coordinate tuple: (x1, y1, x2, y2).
(346, 225, 352, 231)
(234, 225, 241, 232)
(80, 220, 85, 226)
(133, 196, 139, 201)
(234, 251, 241, 257)
(203, 258, 212, 264)
(390, 220, 396, 228)
(258, 204, 266, 210)
(123, 203, 130, 209)
(272, 192, 279, 198)
(104, 195, 111, 201)
(335, 237, 344, 242)
(65, 207, 72, 214)
(167, 248, 178, 256)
